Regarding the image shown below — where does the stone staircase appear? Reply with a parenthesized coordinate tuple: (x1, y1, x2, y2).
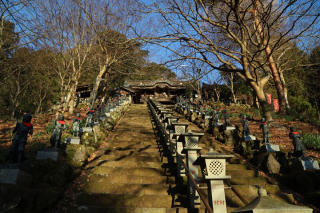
(71, 104, 188, 213)
(176, 113, 300, 212)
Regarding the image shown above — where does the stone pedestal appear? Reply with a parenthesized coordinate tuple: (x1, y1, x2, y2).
(300, 157, 320, 170)
(70, 137, 81, 145)
(37, 149, 59, 161)
(82, 127, 93, 133)
(0, 167, 32, 185)
(265, 143, 280, 152)
(224, 127, 236, 147)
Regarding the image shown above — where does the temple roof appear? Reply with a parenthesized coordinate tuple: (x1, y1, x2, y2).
(123, 79, 187, 90)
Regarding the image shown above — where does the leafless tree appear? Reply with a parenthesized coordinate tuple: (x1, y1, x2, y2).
(35, 0, 95, 115)
(139, 0, 320, 120)
(79, 0, 142, 107)
(0, 0, 35, 50)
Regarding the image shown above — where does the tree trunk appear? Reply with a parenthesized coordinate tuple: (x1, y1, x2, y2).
(229, 73, 237, 103)
(279, 70, 290, 110)
(68, 88, 75, 114)
(68, 81, 79, 114)
(253, 4, 287, 114)
(197, 80, 202, 100)
(90, 64, 107, 108)
(63, 85, 72, 112)
(252, 84, 273, 121)
(101, 85, 108, 103)
(265, 46, 287, 114)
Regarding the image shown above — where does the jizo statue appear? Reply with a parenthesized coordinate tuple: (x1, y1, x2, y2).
(223, 110, 231, 127)
(259, 118, 269, 144)
(241, 114, 250, 138)
(289, 126, 306, 158)
(9, 113, 33, 163)
(85, 108, 94, 127)
(72, 113, 82, 137)
(213, 109, 219, 126)
(50, 114, 65, 148)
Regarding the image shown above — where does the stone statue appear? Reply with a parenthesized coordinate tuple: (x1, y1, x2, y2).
(259, 118, 269, 144)
(213, 109, 219, 126)
(223, 110, 231, 127)
(100, 103, 105, 114)
(75, 93, 81, 108)
(50, 114, 65, 148)
(9, 113, 33, 163)
(241, 114, 250, 138)
(85, 108, 94, 127)
(72, 113, 82, 137)
(289, 126, 305, 158)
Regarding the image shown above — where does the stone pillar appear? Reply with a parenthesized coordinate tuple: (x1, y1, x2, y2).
(181, 132, 204, 208)
(201, 149, 234, 213)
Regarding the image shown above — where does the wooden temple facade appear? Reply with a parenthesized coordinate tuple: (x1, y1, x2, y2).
(121, 79, 188, 103)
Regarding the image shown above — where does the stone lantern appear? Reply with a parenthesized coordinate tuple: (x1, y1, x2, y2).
(170, 123, 189, 157)
(163, 116, 179, 132)
(181, 132, 204, 207)
(160, 111, 173, 122)
(233, 187, 312, 213)
(201, 148, 234, 213)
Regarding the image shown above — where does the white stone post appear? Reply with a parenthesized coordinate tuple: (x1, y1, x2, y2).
(201, 149, 234, 213)
(181, 132, 204, 208)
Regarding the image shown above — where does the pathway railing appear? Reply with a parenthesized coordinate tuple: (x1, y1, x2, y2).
(148, 99, 233, 213)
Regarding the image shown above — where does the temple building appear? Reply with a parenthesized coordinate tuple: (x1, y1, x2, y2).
(121, 79, 188, 103)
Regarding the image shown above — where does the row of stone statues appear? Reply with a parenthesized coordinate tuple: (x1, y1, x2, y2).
(8, 95, 130, 163)
(176, 97, 307, 159)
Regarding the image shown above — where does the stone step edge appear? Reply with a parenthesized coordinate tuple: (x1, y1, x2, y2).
(73, 206, 188, 213)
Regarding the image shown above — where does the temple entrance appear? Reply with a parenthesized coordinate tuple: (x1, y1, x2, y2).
(121, 79, 188, 104)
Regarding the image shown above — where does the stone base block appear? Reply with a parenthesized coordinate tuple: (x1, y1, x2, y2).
(265, 143, 280, 152)
(37, 150, 59, 161)
(300, 157, 320, 170)
(226, 126, 236, 131)
(82, 127, 93, 133)
(244, 135, 256, 141)
(70, 137, 81, 145)
(0, 168, 32, 185)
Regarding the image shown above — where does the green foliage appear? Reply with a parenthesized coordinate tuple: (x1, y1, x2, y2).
(46, 121, 56, 134)
(288, 96, 318, 123)
(302, 133, 320, 150)
(33, 131, 46, 139)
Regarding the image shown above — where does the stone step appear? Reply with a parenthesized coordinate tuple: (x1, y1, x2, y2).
(98, 160, 162, 168)
(84, 182, 170, 195)
(226, 169, 256, 178)
(96, 154, 162, 162)
(87, 174, 174, 185)
(109, 144, 159, 149)
(91, 167, 165, 177)
(76, 194, 173, 208)
(71, 206, 188, 213)
(229, 175, 268, 185)
(86, 153, 164, 168)
(109, 147, 160, 153)
(226, 163, 248, 170)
